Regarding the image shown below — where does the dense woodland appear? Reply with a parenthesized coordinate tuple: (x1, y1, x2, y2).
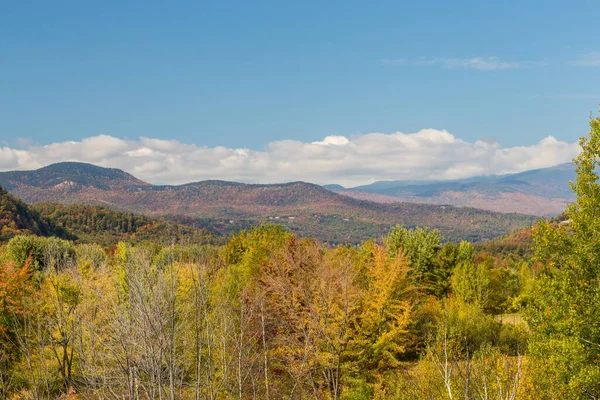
(0, 193, 219, 247)
(1, 116, 600, 399)
(31, 203, 219, 247)
(0, 187, 68, 241)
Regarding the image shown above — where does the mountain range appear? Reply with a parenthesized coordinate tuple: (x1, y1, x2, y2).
(0, 162, 538, 244)
(324, 163, 576, 216)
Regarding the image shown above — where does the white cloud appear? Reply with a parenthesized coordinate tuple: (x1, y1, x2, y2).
(385, 56, 540, 71)
(570, 52, 600, 67)
(312, 135, 350, 146)
(0, 130, 580, 187)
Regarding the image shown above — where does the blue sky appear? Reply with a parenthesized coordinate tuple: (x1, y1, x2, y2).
(0, 1, 597, 184)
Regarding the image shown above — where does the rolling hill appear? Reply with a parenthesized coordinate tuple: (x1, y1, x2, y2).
(32, 202, 220, 246)
(0, 185, 69, 241)
(325, 163, 576, 216)
(0, 162, 538, 243)
(0, 183, 219, 246)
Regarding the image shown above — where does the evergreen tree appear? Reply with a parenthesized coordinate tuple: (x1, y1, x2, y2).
(385, 226, 442, 282)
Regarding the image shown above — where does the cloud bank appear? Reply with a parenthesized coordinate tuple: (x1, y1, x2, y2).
(0, 130, 579, 187)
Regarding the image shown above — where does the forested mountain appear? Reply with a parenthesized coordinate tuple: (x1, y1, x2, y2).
(0, 164, 538, 243)
(326, 163, 577, 216)
(0, 186, 219, 246)
(0, 186, 68, 241)
(33, 203, 220, 246)
(0, 162, 149, 191)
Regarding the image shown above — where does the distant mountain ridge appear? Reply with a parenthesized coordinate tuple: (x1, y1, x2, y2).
(0, 162, 149, 191)
(325, 163, 576, 216)
(0, 163, 538, 244)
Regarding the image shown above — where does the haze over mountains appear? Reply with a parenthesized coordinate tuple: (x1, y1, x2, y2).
(325, 163, 576, 216)
(0, 162, 538, 244)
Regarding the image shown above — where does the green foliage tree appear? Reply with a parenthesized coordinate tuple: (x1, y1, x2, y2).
(5, 235, 75, 271)
(486, 259, 522, 314)
(426, 242, 458, 298)
(451, 241, 490, 308)
(385, 226, 442, 283)
(525, 114, 600, 398)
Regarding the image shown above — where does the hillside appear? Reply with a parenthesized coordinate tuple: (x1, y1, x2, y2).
(474, 225, 535, 260)
(0, 184, 219, 245)
(32, 203, 220, 246)
(0, 185, 69, 241)
(473, 212, 570, 261)
(0, 163, 539, 243)
(327, 163, 576, 216)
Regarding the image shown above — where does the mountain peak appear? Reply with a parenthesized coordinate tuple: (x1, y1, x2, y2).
(39, 162, 146, 182)
(0, 162, 150, 190)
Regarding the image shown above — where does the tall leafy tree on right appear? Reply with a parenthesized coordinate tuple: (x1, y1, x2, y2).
(526, 114, 600, 399)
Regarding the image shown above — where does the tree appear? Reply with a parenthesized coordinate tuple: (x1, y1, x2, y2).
(0, 257, 33, 397)
(451, 242, 490, 308)
(426, 243, 458, 299)
(262, 238, 360, 399)
(346, 243, 415, 398)
(5, 235, 75, 271)
(525, 114, 600, 398)
(40, 269, 82, 391)
(385, 226, 442, 283)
